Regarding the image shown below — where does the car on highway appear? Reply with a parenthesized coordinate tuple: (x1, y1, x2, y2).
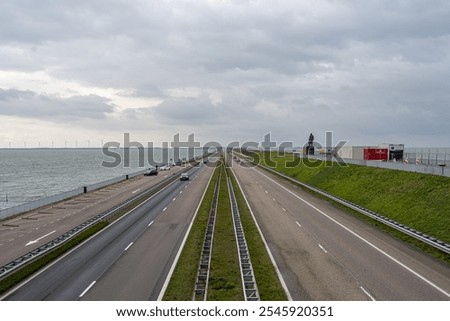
(180, 173, 189, 181)
(144, 168, 158, 176)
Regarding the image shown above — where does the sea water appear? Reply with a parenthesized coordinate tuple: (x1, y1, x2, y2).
(0, 148, 204, 210)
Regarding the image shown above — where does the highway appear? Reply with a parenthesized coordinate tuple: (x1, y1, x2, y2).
(0, 165, 188, 267)
(229, 155, 450, 300)
(2, 163, 215, 300)
(2, 152, 449, 301)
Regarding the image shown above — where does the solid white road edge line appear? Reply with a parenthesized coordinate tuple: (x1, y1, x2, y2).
(318, 244, 328, 254)
(157, 166, 215, 301)
(253, 167, 450, 299)
(0, 176, 179, 301)
(230, 167, 293, 301)
(360, 286, 376, 301)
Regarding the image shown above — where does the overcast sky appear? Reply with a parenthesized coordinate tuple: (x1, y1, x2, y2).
(0, 0, 449, 148)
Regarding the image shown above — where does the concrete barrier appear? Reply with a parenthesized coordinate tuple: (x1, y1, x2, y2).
(0, 169, 147, 220)
(0, 187, 84, 220)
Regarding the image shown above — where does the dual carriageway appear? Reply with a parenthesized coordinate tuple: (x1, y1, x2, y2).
(0, 153, 449, 300)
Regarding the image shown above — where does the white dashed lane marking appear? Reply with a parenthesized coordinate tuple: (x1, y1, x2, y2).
(79, 281, 96, 298)
(124, 242, 133, 251)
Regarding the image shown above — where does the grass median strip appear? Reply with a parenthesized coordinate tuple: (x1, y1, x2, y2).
(163, 164, 221, 300)
(227, 167, 288, 300)
(207, 164, 243, 300)
(164, 160, 288, 301)
(164, 161, 244, 300)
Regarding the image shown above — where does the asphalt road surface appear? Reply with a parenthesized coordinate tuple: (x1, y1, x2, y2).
(0, 165, 187, 267)
(230, 156, 450, 300)
(3, 153, 449, 301)
(2, 163, 214, 300)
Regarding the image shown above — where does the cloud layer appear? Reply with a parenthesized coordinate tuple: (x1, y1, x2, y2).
(0, 0, 449, 147)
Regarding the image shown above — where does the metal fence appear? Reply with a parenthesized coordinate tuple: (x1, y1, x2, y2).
(0, 169, 147, 220)
(403, 152, 450, 167)
(294, 153, 450, 178)
(335, 158, 450, 177)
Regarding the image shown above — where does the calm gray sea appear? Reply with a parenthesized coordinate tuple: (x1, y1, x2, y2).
(0, 148, 205, 210)
(1, 147, 448, 211)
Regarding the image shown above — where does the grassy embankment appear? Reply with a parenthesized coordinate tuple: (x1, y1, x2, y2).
(255, 152, 450, 262)
(163, 161, 287, 300)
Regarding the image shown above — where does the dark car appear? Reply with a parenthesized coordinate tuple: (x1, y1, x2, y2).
(144, 168, 158, 176)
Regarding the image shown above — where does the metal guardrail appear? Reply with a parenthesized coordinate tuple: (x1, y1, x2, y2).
(193, 166, 221, 301)
(0, 166, 193, 281)
(234, 153, 450, 255)
(226, 175, 259, 301)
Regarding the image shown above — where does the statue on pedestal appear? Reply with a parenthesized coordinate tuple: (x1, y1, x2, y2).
(307, 133, 314, 155)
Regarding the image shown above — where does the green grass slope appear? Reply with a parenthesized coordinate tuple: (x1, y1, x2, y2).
(259, 153, 450, 247)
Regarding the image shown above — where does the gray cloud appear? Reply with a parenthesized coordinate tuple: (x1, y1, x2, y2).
(0, 88, 114, 120)
(0, 0, 449, 146)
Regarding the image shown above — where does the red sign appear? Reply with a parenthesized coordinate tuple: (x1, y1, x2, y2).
(364, 148, 388, 161)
